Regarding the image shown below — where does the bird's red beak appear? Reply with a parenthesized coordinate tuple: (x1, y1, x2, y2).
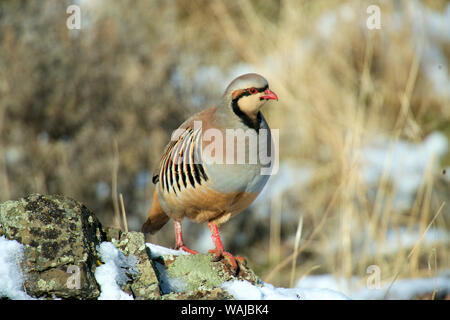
(260, 89, 278, 101)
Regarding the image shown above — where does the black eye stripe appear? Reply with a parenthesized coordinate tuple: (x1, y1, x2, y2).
(233, 85, 268, 101)
(251, 85, 268, 94)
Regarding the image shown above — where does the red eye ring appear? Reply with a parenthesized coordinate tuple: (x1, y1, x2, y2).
(248, 87, 258, 94)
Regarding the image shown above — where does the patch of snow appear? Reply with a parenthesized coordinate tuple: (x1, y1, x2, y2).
(408, 1, 450, 42)
(297, 274, 360, 294)
(400, 1, 450, 98)
(0, 236, 33, 300)
(146, 243, 189, 258)
(359, 132, 448, 210)
(95, 242, 137, 300)
(368, 227, 449, 256)
(292, 287, 350, 300)
(251, 132, 448, 220)
(296, 273, 450, 300)
(422, 44, 450, 99)
(154, 261, 188, 294)
(222, 280, 349, 300)
(222, 280, 265, 300)
(353, 276, 450, 300)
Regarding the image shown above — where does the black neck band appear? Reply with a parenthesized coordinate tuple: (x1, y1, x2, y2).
(231, 98, 262, 131)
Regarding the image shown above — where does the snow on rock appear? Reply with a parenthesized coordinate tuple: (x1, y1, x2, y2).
(0, 236, 33, 300)
(153, 260, 188, 294)
(222, 280, 349, 300)
(222, 280, 265, 300)
(146, 243, 189, 259)
(95, 242, 138, 300)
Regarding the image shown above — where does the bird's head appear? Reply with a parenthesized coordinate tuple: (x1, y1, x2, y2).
(223, 73, 278, 121)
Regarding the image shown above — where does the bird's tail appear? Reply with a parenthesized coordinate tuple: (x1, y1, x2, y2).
(141, 188, 170, 234)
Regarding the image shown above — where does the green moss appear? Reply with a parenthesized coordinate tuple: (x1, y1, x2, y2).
(166, 254, 225, 291)
(0, 194, 105, 299)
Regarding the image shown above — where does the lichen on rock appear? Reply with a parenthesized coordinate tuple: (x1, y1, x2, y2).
(152, 249, 261, 299)
(106, 228, 160, 299)
(0, 194, 105, 299)
(0, 194, 262, 300)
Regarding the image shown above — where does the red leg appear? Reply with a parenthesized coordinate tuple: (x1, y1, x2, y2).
(207, 222, 246, 270)
(174, 220, 198, 254)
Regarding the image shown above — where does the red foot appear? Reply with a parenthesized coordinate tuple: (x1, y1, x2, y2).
(235, 255, 247, 266)
(207, 222, 247, 272)
(208, 249, 246, 271)
(175, 245, 198, 255)
(174, 220, 198, 254)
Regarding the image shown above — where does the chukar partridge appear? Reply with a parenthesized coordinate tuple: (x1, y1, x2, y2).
(142, 73, 278, 270)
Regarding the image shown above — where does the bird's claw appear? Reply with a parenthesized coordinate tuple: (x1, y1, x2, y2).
(235, 255, 247, 266)
(208, 249, 246, 271)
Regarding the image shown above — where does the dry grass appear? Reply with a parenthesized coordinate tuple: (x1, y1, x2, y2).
(0, 0, 448, 291)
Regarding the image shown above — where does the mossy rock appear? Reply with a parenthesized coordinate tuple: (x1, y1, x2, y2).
(154, 251, 260, 299)
(0, 194, 106, 299)
(107, 228, 160, 300)
(0, 194, 263, 300)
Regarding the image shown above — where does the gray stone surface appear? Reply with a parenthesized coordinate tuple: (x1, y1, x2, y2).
(0, 193, 261, 300)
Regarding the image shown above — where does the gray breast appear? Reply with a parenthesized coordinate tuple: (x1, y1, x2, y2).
(202, 115, 273, 194)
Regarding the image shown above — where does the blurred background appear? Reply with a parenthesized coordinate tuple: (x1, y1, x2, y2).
(0, 0, 449, 298)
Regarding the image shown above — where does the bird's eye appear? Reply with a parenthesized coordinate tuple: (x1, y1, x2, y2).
(248, 87, 258, 94)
